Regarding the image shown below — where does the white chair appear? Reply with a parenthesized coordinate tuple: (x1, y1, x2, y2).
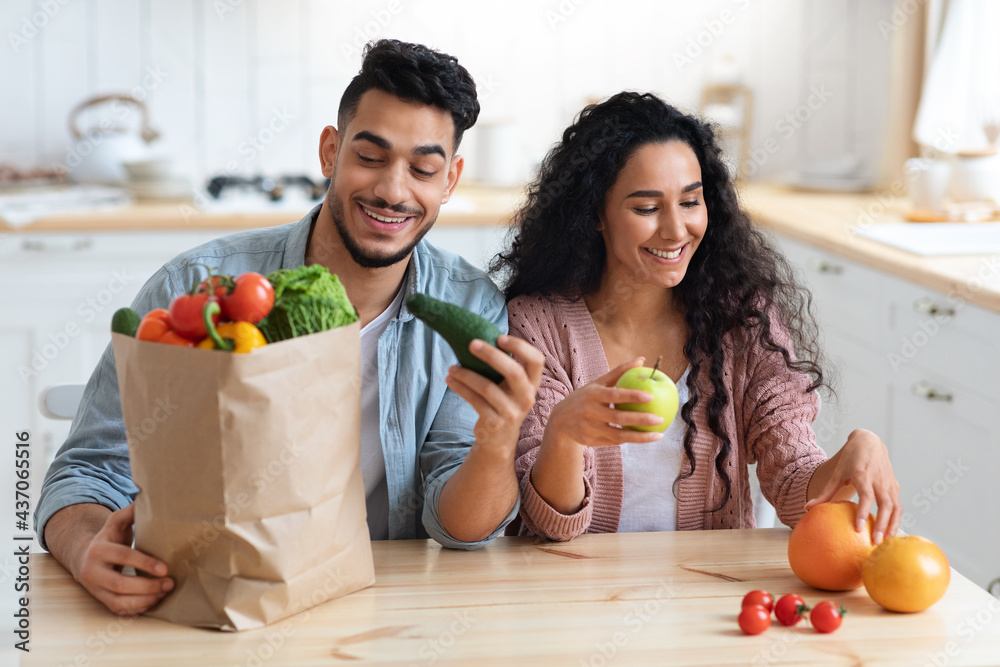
(38, 384, 86, 420)
(749, 463, 779, 528)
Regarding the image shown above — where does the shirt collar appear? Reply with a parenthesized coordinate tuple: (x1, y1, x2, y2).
(288, 204, 423, 323)
(282, 204, 322, 270)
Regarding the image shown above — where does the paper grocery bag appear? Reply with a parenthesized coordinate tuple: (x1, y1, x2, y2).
(111, 322, 374, 631)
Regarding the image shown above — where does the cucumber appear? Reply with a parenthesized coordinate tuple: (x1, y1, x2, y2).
(111, 307, 141, 337)
(407, 293, 505, 383)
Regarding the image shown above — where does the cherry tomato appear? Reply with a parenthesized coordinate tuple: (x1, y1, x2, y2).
(738, 604, 771, 635)
(810, 601, 847, 633)
(774, 594, 810, 627)
(169, 292, 219, 340)
(741, 590, 775, 614)
(221, 272, 274, 324)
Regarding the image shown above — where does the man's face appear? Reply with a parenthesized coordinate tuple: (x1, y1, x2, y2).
(320, 89, 463, 269)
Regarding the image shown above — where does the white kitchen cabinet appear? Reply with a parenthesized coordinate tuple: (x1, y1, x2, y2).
(1, 228, 232, 535)
(774, 236, 891, 455)
(425, 223, 510, 273)
(772, 233, 1000, 591)
(890, 362, 1000, 589)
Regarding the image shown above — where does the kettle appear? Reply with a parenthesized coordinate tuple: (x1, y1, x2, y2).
(65, 94, 160, 184)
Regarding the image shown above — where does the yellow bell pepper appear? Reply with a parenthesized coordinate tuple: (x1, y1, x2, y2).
(198, 301, 267, 353)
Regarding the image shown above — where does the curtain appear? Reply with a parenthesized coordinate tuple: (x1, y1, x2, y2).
(913, 0, 1000, 153)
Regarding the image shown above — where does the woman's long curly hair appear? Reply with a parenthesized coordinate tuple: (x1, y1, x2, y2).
(492, 92, 827, 513)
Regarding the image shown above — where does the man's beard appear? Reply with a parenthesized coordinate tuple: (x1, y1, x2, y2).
(329, 189, 434, 269)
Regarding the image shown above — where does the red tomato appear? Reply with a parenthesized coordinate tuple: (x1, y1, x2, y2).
(774, 594, 810, 627)
(221, 272, 274, 324)
(169, 293, 219, 340)
(810, 601, 846, 633)
(738, 604, 771, 635)
(741, 590, 775, 614)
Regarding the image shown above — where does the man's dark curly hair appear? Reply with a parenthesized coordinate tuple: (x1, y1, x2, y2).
(338, 39, 480, 151)
(492, 91, 827, 513)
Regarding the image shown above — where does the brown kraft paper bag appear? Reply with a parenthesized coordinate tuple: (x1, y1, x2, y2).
(111, 322, 374, 631)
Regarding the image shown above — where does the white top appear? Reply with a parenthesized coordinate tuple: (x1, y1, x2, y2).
(617, 366, 691, 533)
(358, 284, 406, 541)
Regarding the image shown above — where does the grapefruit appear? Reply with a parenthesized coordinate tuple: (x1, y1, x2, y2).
(788, 501, 875, 591)
(863, 535, 950, 612)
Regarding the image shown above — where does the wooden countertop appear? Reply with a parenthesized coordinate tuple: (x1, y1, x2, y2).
(742, 184, 1000, 314)
(0, 183, 524, 232)
(28, 529, 1000, 665)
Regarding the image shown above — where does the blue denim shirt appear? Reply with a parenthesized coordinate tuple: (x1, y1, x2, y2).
(36, 205, 517, 550)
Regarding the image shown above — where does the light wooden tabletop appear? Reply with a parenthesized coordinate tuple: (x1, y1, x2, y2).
(27, 529, 1000, 666)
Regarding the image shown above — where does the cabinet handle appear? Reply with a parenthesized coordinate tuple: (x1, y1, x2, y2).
(21, 238, 93, 252)
(913, 298, 956, 318)
(911, 381, 953, 402)
(808, 258, 843, 275)
(989, 577, 1000, 598)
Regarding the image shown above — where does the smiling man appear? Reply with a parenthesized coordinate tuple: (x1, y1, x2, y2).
(37, 40, 544, 616)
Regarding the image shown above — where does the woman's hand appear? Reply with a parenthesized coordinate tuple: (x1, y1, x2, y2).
(444, 334, 546, 458)
(544, 357, 665, 451)
(528, 358, 664, 515)
(806, 428, 901, 544)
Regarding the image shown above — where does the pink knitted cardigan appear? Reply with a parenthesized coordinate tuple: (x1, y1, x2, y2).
(506, 293, 827, 541)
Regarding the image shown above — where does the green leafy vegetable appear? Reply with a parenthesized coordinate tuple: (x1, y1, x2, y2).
(257, 265, 358, 342)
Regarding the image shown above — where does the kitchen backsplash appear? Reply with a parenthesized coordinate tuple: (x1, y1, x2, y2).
(0, 0, 892, 188)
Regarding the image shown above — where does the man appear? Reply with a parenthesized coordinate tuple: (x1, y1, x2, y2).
(37, 39, 544, 616)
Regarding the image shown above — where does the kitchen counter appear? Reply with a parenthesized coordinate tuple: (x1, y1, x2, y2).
(742, 184, 1000, 314)
(6, 181, 999, 314)
(0, 183, 524, 232)
(26, 529, 1000, 665)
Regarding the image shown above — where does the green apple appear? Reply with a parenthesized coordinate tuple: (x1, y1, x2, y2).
(614, 359, 679, 433)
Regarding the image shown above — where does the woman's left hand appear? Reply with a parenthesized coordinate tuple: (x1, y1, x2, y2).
(806, 428, 901, 545)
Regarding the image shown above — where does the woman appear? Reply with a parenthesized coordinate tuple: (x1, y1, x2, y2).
(492, 92, 900, 542)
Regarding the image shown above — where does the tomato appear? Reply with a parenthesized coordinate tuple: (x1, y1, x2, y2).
(774, 594, 809, 627)
(169, 293, 219, 340)
(741, 590, 774, 614)
(738, 604, 771, 635)
(810, 601, 846, 633)
(221, 272, 274, 324)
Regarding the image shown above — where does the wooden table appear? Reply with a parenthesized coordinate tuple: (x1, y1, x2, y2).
(27, 530, 1000, 665)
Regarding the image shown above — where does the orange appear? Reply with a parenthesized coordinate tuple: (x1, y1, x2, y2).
(863, 535, 950, 612)
(788, 501, 875, 591)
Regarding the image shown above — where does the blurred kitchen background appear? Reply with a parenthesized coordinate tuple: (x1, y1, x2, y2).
(0, 0, 937, 199)
(4, 0, 1000, 590)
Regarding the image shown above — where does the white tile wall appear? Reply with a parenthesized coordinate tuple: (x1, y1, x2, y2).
(0, 0, 896, 188)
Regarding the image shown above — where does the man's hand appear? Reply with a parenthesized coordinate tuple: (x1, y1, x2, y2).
(444, 334, 546, 456)
(806, 429, 902, 545)
(438, 334, 545, 543)
(46, 503, 173, 616)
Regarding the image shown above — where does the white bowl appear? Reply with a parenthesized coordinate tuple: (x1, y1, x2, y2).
(122, 157, 174, 182)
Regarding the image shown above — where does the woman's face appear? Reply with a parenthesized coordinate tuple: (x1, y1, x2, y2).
(598, 140, 708, 290)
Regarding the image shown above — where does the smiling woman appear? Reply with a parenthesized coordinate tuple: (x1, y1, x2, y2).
(493, 91, 902, 542)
